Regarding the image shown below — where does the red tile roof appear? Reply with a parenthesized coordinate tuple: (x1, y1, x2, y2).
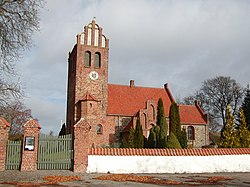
(81, 91, 99, 102)
(89, 148, 250, 156)
(179, 105, 207, 125)
(107, 83, 207, 125)
(107, 84, 173, 116)
(0, 116, 10, 127)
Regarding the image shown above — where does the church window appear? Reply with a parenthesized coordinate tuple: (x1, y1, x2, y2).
(94, 25, 99, 47)
(188, 126, 195, 140)
(94, 52, 101, 68)
(96, 124, 103, 134)
(84, 51, 91, 67)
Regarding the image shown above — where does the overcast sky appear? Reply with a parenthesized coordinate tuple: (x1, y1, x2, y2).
(18, 0, 250, 134)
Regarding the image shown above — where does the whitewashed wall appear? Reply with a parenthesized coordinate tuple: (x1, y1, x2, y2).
(87, 155, 250, 173)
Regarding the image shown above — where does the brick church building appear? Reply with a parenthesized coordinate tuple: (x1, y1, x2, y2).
(66, 20, 209, 148)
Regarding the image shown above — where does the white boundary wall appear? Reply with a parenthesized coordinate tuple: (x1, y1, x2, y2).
(87, 155, 250, 173)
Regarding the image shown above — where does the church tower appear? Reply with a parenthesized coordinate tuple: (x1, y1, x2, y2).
(66, 19, 109, 133)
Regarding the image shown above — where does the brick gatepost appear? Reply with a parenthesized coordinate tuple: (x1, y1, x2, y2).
(0, 117, 10, 171)
(20, 119, 41, 171)
(74, 119, 90, 173)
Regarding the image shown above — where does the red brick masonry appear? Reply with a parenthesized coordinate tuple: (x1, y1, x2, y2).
(89, 148, 250, 156)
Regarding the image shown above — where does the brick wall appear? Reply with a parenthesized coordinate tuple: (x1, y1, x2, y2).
(20, 119, 41, 171)
(0, 117, 10, 171)
(74, 119, 91, 172)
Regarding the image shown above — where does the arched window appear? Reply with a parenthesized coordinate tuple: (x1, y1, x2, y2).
(94, 52, 101, 68)
(84, 51, 91, 67)
(96, 124, 103, 134)
(188, 126, 195, 140)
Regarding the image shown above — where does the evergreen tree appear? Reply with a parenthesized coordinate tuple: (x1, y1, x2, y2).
(120, 137, 128, 148)
(128, 126, 135, 148)
(154, 125, 160, 148)
(237, 109, 250, 148)
(156, 98, 168, 148)
(59, 123, 66, 136)
(179, 127, 187, 148)
(241, 88, 250, 130)
(219, 105, 238, 148)
(134, 119, 144, 148)
(169, 102, 181, 141)
(147, 127, 157, 148)
(166, 132, 182, 149)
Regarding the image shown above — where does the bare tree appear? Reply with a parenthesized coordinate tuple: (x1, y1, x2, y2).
(0, 100, 34, 140)
(183, 76, 244, 131)
(0, 0, 44, 105)
(201, 76, 243, 127)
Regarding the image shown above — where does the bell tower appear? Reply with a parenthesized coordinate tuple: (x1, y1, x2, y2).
(66, 19, 109, 133)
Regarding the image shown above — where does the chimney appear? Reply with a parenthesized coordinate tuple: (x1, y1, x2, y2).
(130, 80, 135, 88)
(195, 100, 199, 106)
(164, 83, 168, 89)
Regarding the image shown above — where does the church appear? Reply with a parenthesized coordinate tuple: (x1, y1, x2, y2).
(66, 20, 209, 148)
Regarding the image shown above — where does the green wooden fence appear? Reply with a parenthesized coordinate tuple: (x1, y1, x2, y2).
(37, 134, 73, 170)
(5, 140, 22, 170)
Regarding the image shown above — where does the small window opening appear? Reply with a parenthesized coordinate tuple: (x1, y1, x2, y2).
(96, 124, 103, 134)
(94, 52, 101, 68)
(84, 51, 91, 67)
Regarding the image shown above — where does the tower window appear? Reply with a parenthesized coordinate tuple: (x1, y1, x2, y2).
(188, 126, 195, 140)
(96, 124, 103, 134)
(84, 51, 91, 67)
(94, 52, 101, 68)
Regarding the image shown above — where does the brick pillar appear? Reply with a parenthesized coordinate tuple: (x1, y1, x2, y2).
(0, 117, 10, 171)
(20, 119, 41, 171)
(74, 119, 90, 173)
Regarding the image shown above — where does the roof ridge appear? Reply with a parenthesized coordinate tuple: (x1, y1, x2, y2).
(108, 83, 165, 90)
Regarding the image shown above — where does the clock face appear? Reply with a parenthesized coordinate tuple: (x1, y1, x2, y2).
(89, 71, 99, 80)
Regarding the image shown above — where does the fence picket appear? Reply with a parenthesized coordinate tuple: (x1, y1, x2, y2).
(5, 140, 22, 170)
(37, 134, 72, 170)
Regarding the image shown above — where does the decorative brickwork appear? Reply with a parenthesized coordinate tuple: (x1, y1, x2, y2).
(20, 119, 41, 171)
(89, 148, 250, 156)
(0, 117, 10, 171)
(66, 20, 210, 148)
(74, 119, 91, 172)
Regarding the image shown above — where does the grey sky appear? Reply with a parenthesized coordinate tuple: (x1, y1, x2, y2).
(18, 0, 250, 134)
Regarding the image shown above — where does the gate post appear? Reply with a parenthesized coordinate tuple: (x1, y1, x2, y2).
(20, 119, 41, 171)
(0, 117, 10, 171)
(74, 119, 90, 173)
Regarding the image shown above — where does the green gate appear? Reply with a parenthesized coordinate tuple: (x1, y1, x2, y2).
(5, 140, 22, 170)
(37, 134, 73, 170)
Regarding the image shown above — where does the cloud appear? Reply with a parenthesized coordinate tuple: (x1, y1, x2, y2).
(18, 0, 250, 133)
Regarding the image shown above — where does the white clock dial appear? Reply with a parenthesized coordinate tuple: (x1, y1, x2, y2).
(89, 71, 99, 80)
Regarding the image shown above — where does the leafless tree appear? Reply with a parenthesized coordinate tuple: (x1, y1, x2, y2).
(183, 76, 244, 131)
(0, 0, 44, 105)
(0, 100, 34, 140)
